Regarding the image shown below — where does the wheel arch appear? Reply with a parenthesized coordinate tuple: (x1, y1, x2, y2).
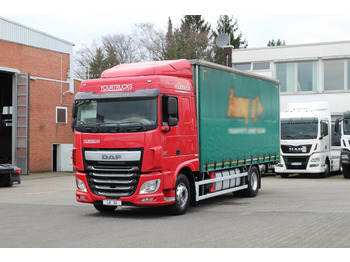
(172, 160, 198, 206)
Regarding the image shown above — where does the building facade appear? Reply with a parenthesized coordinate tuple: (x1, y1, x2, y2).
(0, 17, 80, 174)
(228, 40, 350, 146)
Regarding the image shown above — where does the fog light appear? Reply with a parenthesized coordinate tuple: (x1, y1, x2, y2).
(310, 164, 319, 167)
(76, 178, 87, 192)
(141, 198, 155, 202)
(342, 154, 349, 160)
(140, 179, 160, 194)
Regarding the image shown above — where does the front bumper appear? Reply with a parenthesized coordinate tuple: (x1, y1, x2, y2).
(75, 171, 175, 206)
(274, 154, 325, 174)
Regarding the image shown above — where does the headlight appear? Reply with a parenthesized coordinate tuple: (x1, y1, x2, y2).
(140, 179, 160, 194)
(311, 157, 320, 163)
(76, 178, 87, 192)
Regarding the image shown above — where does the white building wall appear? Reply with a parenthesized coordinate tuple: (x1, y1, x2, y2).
(230, 41, 350, 117)
(232, 41, 350, 63)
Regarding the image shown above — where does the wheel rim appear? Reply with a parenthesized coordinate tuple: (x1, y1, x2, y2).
(251, 172, 258, 191)
(176, 182, 188, 209)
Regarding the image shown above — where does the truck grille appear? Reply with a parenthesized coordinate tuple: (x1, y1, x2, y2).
(84, 149, 142, 199)
(283, 156, 309, 170)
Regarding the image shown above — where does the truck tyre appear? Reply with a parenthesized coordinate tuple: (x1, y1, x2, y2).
(240, 166, 260, 197)
(93, 201, 117, 213)
(319, 160, 330, 178)
(169, 173, 190, 215)
(343, 165, 350, 178)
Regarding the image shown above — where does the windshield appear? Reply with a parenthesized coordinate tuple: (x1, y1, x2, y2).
(76, 97, 158, 133)
(344, 119, 350, 135)
(281, 118, 318, 139)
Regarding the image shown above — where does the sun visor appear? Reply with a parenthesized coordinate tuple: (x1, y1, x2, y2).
(101, 59, 192, 79)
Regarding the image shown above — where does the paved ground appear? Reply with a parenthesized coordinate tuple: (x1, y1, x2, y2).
(0, 171, 350, 248)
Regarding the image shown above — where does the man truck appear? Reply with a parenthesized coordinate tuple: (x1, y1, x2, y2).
(71, 59, 280, 215)
(275, 102, 340, 178)
(335, 111, 350, 178)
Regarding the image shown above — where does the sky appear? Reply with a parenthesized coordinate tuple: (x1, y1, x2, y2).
(2, 0, 350, 52)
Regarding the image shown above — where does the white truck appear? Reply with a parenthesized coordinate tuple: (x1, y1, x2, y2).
(335, 111, 350, 178)
(275, 102, 340, 178)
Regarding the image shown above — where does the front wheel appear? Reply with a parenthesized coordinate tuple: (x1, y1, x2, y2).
(169, 174, 190, 215)
(343, 165, 350, 178)
(319, 160, 330, 178)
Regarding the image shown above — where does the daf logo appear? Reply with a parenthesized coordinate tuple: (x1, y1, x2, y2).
(102, 155, 122, 160)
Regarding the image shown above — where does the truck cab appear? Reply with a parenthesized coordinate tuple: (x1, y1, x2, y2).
(275, 102, 339, 178)
(335, 111, 350, 178)
(72, 60, 198, 214)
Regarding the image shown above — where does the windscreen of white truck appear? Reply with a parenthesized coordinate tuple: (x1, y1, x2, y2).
(281, 117, 318, 140)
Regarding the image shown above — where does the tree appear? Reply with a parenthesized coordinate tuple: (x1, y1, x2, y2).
(211, 15, 248, 64)
(133, 23, 167, 61)
(165, 15, 212, 60)
(74, 33, 141, 79)
(267, 39, 286, 46)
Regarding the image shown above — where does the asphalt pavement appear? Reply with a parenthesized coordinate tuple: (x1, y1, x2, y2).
(1, 171, 350, 248)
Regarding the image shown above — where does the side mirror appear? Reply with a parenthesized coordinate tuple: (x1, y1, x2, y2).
(320, 121, 328, 138)
(72, 101, 77, 119)
(169, 116, 179, 127)
(168, 97, 178, 116)
(71, 119, 76, 132)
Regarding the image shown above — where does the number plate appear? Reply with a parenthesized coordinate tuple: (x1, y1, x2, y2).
(291, 162, 302, 166)
(103, 200, 122, 206)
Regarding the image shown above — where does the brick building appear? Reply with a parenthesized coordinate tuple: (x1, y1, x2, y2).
(0, 17, 80, 174)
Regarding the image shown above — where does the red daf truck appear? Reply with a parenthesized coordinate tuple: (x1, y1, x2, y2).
(72, 59, 280, 215)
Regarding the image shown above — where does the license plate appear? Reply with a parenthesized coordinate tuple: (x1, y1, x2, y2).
(291, 162, 302, 166)
(103, 200, 122, 206)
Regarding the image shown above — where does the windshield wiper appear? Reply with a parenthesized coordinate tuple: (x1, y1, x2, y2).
(101, 122, 124, 132)
(122, 121, 146, 131)
(281, 135, 294, 139)
(84, 125, 101, 133)
(299, 135, 315, 139)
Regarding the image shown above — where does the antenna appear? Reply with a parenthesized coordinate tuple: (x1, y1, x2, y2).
(216, 33, 229, 49)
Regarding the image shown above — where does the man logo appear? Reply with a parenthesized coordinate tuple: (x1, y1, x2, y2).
(102, 155, 122, 160)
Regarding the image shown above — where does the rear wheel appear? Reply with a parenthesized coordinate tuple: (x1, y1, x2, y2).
(169, 173, 190, 215)
(240, 166, 260, 197)
(93, 201, 117, 213)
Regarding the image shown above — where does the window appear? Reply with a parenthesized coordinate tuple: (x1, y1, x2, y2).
(253, 61, 270, 70)
(276, 62, 295, 92)
(324, 60, 344, 91)
(234, 63, 250, 71)
(297, 61, 317, 92)
(332, 123, 341, 146)
(56, 107, 67, 124)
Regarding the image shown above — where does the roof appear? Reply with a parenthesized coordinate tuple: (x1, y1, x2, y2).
(0, 16, 74, 54)
(101, 59, 193, 79)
